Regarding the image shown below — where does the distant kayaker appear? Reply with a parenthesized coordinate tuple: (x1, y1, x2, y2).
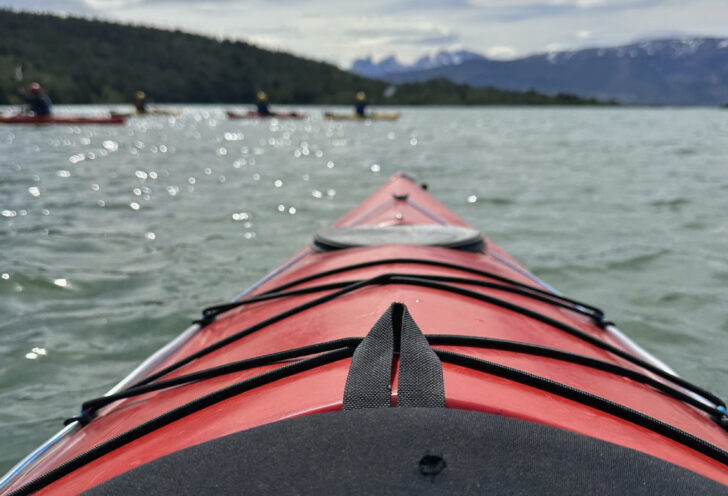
(355, 91, 368, 117)
(23, 82, 52, 116)
(134, 91, 148, 114)
(256, 91, 271, 116)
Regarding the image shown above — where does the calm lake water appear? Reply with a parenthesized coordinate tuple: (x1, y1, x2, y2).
(1, 105, 727, 472)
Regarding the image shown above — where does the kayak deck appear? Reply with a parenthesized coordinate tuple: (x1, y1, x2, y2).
(0, 114, 126, 125)
(111, 109, 180, 118)
(324, 111, 401, 121)
(3, 173, 727, 495)
(226, 110, 306, 120)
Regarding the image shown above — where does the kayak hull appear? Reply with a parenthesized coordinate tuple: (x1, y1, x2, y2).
(0, 114, 126, 125)
(226, 110, 306, 120)
(2, 173, 727, 495)
(111, 109, 181, 118)
(324, 111, 401, 121)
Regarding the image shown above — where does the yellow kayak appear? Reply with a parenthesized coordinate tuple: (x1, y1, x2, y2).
(112, 109, 181, 118)
(324, 111, 401, 121)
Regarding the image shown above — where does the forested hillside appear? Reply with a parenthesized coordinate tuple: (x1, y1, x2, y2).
(0, 10, 612, 106)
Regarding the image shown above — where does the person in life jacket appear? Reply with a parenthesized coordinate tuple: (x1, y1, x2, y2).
(134, 91, 148, 114)
(355, 91, 368, 117)
(24, 82, 52, 116)
(256, 91, 271, 115)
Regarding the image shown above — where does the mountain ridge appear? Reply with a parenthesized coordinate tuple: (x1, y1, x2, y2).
(352, 50, 485, 78)
(353, 38, 728, 106)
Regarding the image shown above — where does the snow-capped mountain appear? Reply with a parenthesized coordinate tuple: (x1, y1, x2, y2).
(355, 38, 728, 105)
(351, 50, 485, 79)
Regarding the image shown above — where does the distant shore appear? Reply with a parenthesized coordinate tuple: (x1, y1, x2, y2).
(0, 9, 615, 107)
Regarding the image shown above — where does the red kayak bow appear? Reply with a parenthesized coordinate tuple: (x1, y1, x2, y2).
(2, 173, 727, 495)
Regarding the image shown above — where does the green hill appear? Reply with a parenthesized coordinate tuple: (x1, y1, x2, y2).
(0, 9, 613, 106)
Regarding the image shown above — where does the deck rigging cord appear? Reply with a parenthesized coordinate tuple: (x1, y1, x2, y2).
(13, 340, 728, 496)
(12, 262, 728, 496)
(182, 267, 720, 408)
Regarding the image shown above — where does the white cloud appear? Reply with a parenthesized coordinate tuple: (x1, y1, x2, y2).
(82, 0, 142, 7)
(576, 29, 593, 39)
(485, 45, 518, 59)
(549, 0, 605, 7)
(8, 0, 728, 66)
(545, 42, 566, 52)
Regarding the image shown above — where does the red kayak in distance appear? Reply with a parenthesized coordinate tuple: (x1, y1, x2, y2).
(226, 110, 306, 120)
(0, 113, 126, 125)
(2, 173, 728, 495)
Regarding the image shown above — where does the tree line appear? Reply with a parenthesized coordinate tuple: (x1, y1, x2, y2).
(0, 9, 615, 106)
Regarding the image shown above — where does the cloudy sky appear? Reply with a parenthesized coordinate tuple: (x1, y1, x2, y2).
(3, 0, 728, 67)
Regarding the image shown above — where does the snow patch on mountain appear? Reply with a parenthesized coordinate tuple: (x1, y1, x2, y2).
(351, 50, 485, 78)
